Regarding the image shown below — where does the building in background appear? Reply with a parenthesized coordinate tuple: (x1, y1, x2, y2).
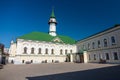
(0, 43, 4, 64)
(77, 25, 120, 63)
(4, 48, 9, 64)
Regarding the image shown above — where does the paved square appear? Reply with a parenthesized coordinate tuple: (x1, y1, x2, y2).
(0, 63, 120, 80)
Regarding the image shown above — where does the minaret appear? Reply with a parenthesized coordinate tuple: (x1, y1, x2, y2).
(48, 8, 57, 36)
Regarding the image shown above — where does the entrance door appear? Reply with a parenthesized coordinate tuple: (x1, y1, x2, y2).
(80, 54, 84, 63)
(66, 55, 70, 62)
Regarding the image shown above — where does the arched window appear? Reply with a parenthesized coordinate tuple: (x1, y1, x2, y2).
(45, 48, 48, 54)
(51, 49, 54, 54)
(88, 43, 90, 50)
(111, 36, 116, 44)
(106, 53, 109, 60)
(60, 49, 63, 55)
(38, 48, 41, 54)
(22, 60, 24, 63)
(94, 54, 96, 60)
(65, 49, 67, 54)
(24, 47, 27, 53)
(83, 45, 86, 50)
(104, 39, 107, 47)
(31, 47, 34, 54)
(92, 42, 95, 49)
(98, 40, 101, 48)
(113, 52, 118, 60)
(70, 50, 72, 53)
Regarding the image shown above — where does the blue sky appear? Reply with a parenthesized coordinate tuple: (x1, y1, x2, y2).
(0, 0, 120, 47)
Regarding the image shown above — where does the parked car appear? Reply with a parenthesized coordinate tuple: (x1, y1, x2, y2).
(99, 59, 106, 64)
(41, 61, 45, 63)
(55, 60, 59, 63)
(25, 61, 31, 64)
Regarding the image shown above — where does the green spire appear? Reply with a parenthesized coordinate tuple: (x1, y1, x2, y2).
(50, 8, 55, 18)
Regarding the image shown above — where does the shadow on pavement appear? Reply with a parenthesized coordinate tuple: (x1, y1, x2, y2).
(26, 65, 120, 80)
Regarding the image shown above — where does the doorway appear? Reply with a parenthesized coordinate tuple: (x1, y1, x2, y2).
(66, 54, 70, 62)
(80, 54, 84, 63)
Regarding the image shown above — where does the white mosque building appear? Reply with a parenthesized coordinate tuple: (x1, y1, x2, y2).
(9, 9, 120, 64)
(9, 9, 77, 64)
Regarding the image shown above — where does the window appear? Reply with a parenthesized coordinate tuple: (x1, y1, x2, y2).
(83, 44, 86, 50)
(98, 40, 101, 48)
(24, 47, 27, 53)
(89, 54, 91, 60)
(113, 52, 118, 60)
(94, 54, 96, 60)
(65, 50, 67, 54)
(50, 19, 53, 22)
(104, 39, 107, 47)
(92, 42, 95, 49)
(111, 36, 116, 44)
(70, 50, 72, 53)
(38, 48, 41, 54)
(31, 47, 34, 54)
(51, 49, 54, 54)
(60, 49, 63, 55)
(22, 60, 24, 63)
(83, 45, 85, 50)
(45, 48, 48, 54)
(31, 60, 33, 63)
(88, 43, 90, 50)
(106, 53, 109, 60)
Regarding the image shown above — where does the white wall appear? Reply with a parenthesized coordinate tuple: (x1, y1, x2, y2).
(10, 39, 77, 64)
(77, 26, 120, 63)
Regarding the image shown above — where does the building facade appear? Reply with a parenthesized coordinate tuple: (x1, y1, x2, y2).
(9, 9, 120, 64)
(9, 9, 76, 64)
(0, 43, 5, 64)
(77, 25, 120, 63)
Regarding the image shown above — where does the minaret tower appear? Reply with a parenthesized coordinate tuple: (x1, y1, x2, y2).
(48, 8, 57, 36)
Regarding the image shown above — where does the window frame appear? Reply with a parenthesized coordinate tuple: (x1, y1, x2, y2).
(111, 36, 116, 45)
(113, 52, 118, 60)
(51, 49, 54, 54)
(104, 39, 108, 47)
(24, 47, 27, 54)
(65, 49, 67, 54)
(38, 48, 41, 54)
(45, 48, 48, 54)
(94, 54, 96, 60)
(60, 49, 63, 55)
(92, 42, 95, 49)
(106, 53, 109, 60)
(98, 40, 101, 48)
(31, 47, 34, 54)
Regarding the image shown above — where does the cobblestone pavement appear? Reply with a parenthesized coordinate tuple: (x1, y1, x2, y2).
(0, 63, 119, 80)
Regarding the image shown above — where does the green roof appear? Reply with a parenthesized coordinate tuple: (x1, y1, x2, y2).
(50, 8, 55, 18)
(18, 32, 75, 44)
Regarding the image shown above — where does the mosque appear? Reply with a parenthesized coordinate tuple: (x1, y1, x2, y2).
(9, 9, 120, 64)
(9, 9, 76, 64)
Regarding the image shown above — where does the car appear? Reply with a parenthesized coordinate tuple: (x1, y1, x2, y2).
(55, 60, 59, 63)
(41, 61, 45, 63)
(25, 61, 31, 64)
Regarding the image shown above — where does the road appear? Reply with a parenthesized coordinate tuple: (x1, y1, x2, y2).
(0, 63, 119, 80)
